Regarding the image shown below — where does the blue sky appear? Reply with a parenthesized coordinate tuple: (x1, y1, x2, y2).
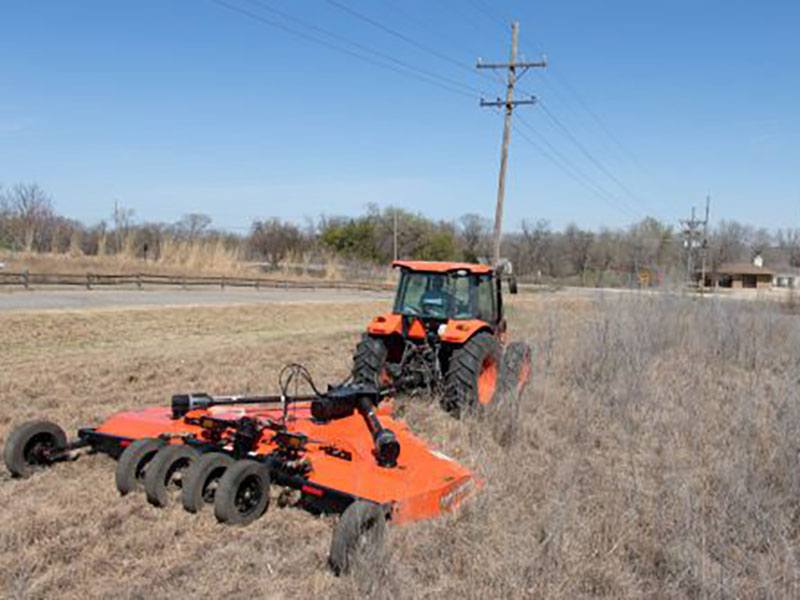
(1, 0, 798, 232)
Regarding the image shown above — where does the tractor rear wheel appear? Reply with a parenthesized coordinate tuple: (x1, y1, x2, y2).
(115, 437, 166, 496)
(442, 332, 502, 415)
(329, 500, 387, 576)
(144, 444, 199, 508)
(491, 342, 533, 447)
(182, 452, 234, 513)
(214, 460, 270, 526)
(352, 335, 391, 386)
(3, 420, 67, 478)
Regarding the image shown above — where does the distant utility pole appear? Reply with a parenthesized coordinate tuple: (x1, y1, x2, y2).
(478, 22, 546, 267)
(700, 195, 711, 288)
(681, 198, 710, 286)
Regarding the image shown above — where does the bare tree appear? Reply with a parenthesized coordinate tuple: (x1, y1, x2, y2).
(249, 218, 304, 269)
(8, 183, 54, 251)
(777, 228, 800, 267)
(520, 219, 553, 279)
(563, 223, 595, 284)
(459, 214, 491, 263)
(709, 220, 750, 270)
(175, 213, 212, 241)
(112, 201, 135, 254)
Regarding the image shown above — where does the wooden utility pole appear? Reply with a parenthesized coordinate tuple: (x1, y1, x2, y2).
(681, 200, 710, 286)
(700, 195, 711, 288)
(478, 22, 546, 266)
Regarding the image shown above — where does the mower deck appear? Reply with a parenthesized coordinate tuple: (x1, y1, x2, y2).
(83, 400, 475, 524)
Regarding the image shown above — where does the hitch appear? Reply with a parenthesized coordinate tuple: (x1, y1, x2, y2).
(312, 384, 400, 468)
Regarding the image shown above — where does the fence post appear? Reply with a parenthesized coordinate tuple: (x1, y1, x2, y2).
(220, 276, 225, 290)
(136, 273, 143, 290)
(182, 275, 187, 290)
(86, 273, 92, 290)
(255, 279, 260, 291)
(22, 270, 29, 290)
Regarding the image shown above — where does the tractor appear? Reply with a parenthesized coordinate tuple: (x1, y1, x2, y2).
(353, 260, 530, 414)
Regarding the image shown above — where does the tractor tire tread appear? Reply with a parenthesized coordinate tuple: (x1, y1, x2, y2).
(441, 332, 501, 415)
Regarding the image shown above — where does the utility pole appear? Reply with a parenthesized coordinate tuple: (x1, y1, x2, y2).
(681, 200, 710, 287)
(478, 22, 546, 267)
(700, 195, 711, 289)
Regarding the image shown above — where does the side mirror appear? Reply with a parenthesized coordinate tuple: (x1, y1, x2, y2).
(508, 276, 518, 295)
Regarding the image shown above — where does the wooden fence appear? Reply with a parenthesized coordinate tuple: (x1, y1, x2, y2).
(0, 271, 393, 292)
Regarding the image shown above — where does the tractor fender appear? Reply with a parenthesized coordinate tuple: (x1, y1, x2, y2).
(366, 314, 427, 340)
(439, 319, 492, 344)
(366, 313, 403, 336)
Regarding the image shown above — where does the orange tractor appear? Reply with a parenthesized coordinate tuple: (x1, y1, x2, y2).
(353, 260, 530, 414)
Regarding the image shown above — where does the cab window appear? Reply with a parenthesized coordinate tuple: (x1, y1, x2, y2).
(475, 275, 497, 322)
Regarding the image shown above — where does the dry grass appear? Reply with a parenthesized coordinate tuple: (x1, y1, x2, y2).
(0, 250, 248, 278)
(2, 292, 800, 598)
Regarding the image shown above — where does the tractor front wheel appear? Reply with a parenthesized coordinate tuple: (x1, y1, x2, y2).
(442, 332, 502, 415)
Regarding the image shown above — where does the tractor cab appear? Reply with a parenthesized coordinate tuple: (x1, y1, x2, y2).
(392, 262, 500, 325)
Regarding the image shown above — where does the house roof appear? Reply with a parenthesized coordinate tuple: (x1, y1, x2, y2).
(715, 262, 775, 276)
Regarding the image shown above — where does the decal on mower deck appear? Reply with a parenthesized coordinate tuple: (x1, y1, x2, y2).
(439, 479, 476, 512)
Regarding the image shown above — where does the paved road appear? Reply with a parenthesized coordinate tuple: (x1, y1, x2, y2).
(0, 288, 392, 312)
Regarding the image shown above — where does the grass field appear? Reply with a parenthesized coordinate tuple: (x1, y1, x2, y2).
(2, 292, 799, 598)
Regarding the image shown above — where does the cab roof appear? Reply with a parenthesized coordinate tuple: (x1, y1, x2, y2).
(392, 260, 493, 274)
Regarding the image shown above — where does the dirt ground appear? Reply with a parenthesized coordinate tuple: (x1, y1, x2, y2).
(2, 292, 799, 598)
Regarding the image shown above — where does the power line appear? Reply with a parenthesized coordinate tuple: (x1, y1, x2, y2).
(246, 0, 486, 96)
(514, 116, 642, 220)
(325, 0, 474, 76)
(452, 1, 662, 208)
(211, 0, 478, 99)
(537, 100, 656, 216)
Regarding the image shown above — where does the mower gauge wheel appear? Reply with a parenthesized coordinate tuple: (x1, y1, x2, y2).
(115, 438, 166, 496)
(144, 444, 200, 508)
(329, 500, 387, 576)
(3, 420, 67, 478)
(213, 460, 271, 526)
(182, 452, 234, 513)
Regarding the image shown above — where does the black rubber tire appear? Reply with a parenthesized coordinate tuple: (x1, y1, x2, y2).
(182, 452, 234, 514)
(441, 332, 502, 415)
(213, 460, 270, 526)
(329, 500, 387, 576)
(352, 335, 389, 386)
(115, 437, 166, 496)
(3, 420, 67, 478)
(144, 444, 199, 507)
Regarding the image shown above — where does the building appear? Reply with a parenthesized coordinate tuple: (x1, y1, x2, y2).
(702, 259, 774, 289)
(773, 267, 800, 289)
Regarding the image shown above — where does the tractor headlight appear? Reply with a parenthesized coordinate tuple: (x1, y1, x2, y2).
(437, 324, 447, 338)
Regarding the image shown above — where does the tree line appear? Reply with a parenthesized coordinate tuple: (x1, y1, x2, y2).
(1, 183, 798, 284)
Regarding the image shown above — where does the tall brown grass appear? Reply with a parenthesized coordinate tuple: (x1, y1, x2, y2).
(368, 294, 800, 598)
(1, 293, 799, 598)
